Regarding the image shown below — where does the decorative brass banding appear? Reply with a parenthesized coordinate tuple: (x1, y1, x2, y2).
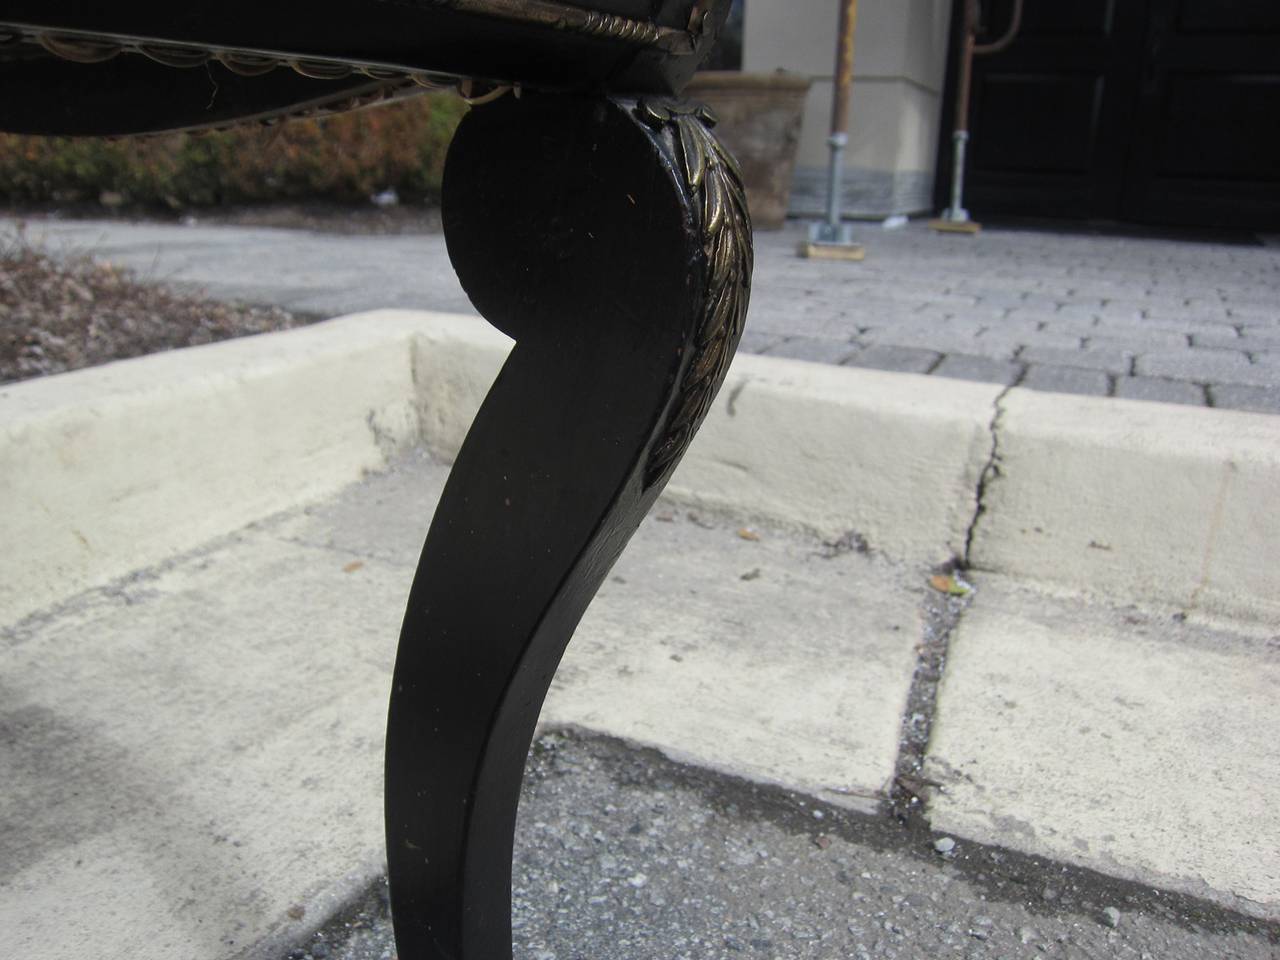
(37, 33, 119, 63)
(636, 98, 753, 487)
(138, 44, 212, 68)
(3, 0, 718, 108)
(216, 51, 277, 76)
(359, 65, 407, 81)
(578, 11, 661, 44)
(288, 59, 354, 80)
(441, 0, 689, 51)
(2, 23, 512, 123)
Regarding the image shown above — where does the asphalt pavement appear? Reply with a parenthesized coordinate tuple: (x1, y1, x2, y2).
(299, 731, 1278, 960)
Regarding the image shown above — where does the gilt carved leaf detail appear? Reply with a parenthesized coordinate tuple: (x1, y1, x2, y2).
(637, 99, 753, 488)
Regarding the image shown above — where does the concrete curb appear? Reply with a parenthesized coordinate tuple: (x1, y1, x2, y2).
(2, 313, 428, 624)
(411, 310, 1280, 628)
(924, 572, 1280, 923)
(974, 388, 1280, 627)
(4, 308, 1278, 628)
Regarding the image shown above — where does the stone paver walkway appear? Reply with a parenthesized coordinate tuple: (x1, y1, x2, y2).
(749, 225, 1280, 413)
(9, 215, 1279, 413)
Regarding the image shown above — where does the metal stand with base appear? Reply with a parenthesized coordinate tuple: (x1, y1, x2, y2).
(799, 0, 865, 261)
(930, 0, 1023, 235)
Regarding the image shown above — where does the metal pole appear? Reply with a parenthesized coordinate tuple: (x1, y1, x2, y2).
(825, 136, 847, 232)
(826, 0, 856, 232)
(936, 0, 1023, 231)
(808, 0, 860, 249)
(948, 130, 970, 220)
(942, 0, 977, 224)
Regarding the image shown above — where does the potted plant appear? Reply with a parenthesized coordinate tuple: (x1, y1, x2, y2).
(684, 1, 811, 229)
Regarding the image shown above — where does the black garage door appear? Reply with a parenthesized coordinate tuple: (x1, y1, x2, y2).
(934, 0, 1280, 230)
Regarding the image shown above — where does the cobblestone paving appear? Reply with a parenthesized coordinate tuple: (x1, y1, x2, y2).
(9, 215, 1278, 413)
(748, 224, 1280, 413)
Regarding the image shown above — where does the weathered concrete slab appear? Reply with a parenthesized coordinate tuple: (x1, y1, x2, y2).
(272, 459, 926, 810)
(2, 454, 924, 958)
(1, 532, 406, 960)
(0, 312, 435, 625)
(925, 574, 1280, 921)
(543, 511, 923, 811)
(970, 388, 1280, 628)
(665, 356, 998, 565)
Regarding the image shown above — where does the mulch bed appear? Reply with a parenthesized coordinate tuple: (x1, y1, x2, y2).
(1, 228, 309, 384)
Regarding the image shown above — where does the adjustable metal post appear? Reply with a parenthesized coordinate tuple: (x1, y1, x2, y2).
(932, 0, 1023, 234)
(800, 0, 864, 259)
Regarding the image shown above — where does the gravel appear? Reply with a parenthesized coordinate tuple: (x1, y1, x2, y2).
(286, 730, 1278, 960)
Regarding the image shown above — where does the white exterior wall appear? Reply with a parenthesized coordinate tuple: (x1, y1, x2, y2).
(743, 0, 953, 218)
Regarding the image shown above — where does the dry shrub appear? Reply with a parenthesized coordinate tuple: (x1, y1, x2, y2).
(0, 93, 467, 208)
(0, 227, 308, 383)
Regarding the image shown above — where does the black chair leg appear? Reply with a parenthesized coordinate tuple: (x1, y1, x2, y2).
(383, 91, 752, 960)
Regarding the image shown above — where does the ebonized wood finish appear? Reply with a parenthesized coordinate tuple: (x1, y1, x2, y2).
(0, 3, 751, 956)
(0, 1, 728, 134)
(387, 91, 749, 959)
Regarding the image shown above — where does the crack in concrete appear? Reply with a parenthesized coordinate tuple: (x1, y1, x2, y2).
(962, 383, 1015, 568)
(888, 383, 1013, 828)
(887, 568, 972, 828)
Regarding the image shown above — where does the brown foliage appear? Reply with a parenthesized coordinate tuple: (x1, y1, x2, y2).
(0, 94, 467, 209)
(0, 229, 309, 383)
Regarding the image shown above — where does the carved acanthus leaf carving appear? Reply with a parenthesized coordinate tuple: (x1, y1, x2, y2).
(635, 99, 753, 488)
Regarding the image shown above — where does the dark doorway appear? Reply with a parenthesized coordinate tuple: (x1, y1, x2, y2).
(934, 0, 1280, 230)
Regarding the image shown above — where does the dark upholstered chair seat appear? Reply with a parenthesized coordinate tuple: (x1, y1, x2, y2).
(0, 0, 724, 135)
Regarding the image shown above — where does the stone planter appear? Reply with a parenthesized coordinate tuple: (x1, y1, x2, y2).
(684, 71, 812, 230)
